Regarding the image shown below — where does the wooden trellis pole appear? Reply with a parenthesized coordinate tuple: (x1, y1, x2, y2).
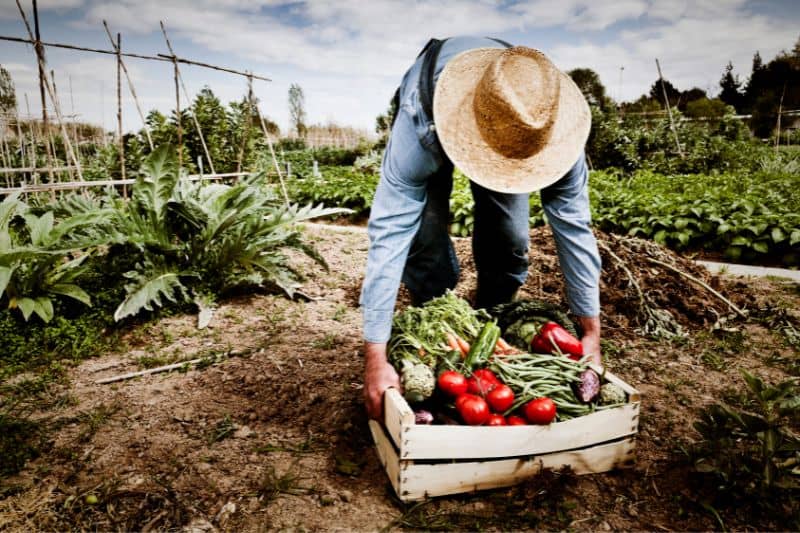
(18, 0, 54, 183)
(160, 22, 216, 175)
(236, 74, 254, 173)
(17, 0, 83, 181)
(115, 33, 127, 196)
(254, 104, 289, 205)
(48, 71, 75, 181)
(103, 20, 153, 150)
(24, 93, 37, 184)
(173, 57, 182, 168)
(655, 58, 684, 159)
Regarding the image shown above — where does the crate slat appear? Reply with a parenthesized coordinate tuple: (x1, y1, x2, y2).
(400, 437, 636, 501)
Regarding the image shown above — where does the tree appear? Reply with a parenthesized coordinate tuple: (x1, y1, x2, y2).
(288, 83, 307, 138)
(649, 78, 680, 109)
(567, 68, 609, 108)
(684, 97, 728, 119)
(678, 87, 707, 111)
(0, 65, 16, 115)
(718, 61, 743, 112)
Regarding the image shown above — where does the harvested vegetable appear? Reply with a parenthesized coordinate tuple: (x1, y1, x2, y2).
(576, 369, 600, 403)
(507, 415, 527, 426)
(437, 370, 468, 398)
(524, 397, 557, 424)
(415, 409, 434, 425)
(491, 299, 580, 344)
(401, 360, 436, 403)
(486, 384, 515, 413)
(390, 290, 488, 369)
(490, 352, 595, 420)
(600, 383, 627, 405)
(455, 394, 490, 425)
(530, 322, 584, 359)
(486, 414, 507, 426)
(464, 320, 501, 370)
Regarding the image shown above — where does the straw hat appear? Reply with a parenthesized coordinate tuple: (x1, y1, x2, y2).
(433, 46, 591, 194)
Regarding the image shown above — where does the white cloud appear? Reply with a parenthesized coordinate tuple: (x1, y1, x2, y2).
(2, 0, 797, 131)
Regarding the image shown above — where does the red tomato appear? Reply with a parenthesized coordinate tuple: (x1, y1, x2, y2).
(455, 394, 490, 425)
(507, 415, 527, 426)
(486, 414, 507, 426)
(472, 369, 500, 385)
(466, 375, 495, 397)
(437, 370, 468, 397)
(486, 384, 515, 413)
(523, 397, 557, 425)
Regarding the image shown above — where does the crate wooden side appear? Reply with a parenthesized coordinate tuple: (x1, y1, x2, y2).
(383, 372, 640, 461)
(369, 420, 636, 502)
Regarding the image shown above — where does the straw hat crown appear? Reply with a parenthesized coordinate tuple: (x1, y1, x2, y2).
(434, 45, 590, 193)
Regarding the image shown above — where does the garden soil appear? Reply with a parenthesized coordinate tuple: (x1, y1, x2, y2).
(1, 225, 798, 531)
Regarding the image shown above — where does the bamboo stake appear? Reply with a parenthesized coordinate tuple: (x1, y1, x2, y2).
(0, 35, 271, 81)
(115, 33, 127, 196)
(775, 83, 786, 151)
(24, 93, 37, 185)
(48, 71, 73, 181)
(14, 101, 25, 178)
(18, 0, 54, 183)
(47, 70, 83, 181)
(255, 106, 289, 205)
(68, 75, 79, 160)
(17, 1, 83, 182)
(236, 74, 254, 173)
(160, 21, 216, 175)
(655, 58, 683, 159)
(103, 20, 153, 150)
(172, 57, 182, 169)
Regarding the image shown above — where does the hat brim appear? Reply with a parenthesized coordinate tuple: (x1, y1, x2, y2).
(433, 48, 591, 194)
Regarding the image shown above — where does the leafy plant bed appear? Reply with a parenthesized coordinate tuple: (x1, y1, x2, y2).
(371, 368, 639, 501)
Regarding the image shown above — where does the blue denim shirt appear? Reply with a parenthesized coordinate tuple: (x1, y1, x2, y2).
(360, 37, 601, 343)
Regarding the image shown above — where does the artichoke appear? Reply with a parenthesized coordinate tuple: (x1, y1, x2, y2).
(599, 383, 627, 405)
(401, 360, 436, 403)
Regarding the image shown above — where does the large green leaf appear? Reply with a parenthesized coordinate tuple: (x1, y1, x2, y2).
(0, 265, 12, 296)
(23, 212, 54, 247)
(114, 270, 191, 321)
(132, 145, 180, 228)
(49, 283, 92, 306)
(17, 297, 35, 321)
(33, 296, 54, 323)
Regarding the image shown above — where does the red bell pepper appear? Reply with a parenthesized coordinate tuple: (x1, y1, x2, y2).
(530, 321, 583, 360)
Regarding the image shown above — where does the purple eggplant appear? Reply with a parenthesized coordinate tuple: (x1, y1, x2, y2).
(575, 369, 600, 403)
(414, 409, 434, 425)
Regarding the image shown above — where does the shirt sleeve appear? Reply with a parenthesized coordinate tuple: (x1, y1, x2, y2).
(359, 102, 435, 343)
(540, 155, 602, 318)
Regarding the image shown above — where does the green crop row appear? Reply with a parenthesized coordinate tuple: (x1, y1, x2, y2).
(285, 166, 379, 216)
(589, 169, 800, 265)
(290, 165, 799, 265)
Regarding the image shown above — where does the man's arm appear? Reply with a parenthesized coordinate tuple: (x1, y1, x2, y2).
(540, 154, 603, 363)
(363, 342, 399, 420)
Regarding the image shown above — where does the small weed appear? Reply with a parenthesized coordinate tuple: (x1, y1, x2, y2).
(255, 460, 314, 504)
(255, 434, 321, 454)
(700, 350, 727, 371)
(207, 415, 235, 445)
(331, 305, 347, 322)
(312, 333, 340, 350)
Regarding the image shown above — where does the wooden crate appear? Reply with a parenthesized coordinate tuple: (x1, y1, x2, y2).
(369, 364, 640, 501)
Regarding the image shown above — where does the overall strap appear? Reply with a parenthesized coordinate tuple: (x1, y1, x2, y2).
(417, 38, 447, 122)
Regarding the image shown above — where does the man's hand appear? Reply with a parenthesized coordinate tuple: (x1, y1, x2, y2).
(577, 316, 602, 366)
(364, 341, 401, 420)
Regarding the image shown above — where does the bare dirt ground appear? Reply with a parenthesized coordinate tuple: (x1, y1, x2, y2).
(1, 224, 798, 531)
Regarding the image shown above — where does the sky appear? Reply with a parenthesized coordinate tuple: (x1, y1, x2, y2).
(0, 0, 798, 136)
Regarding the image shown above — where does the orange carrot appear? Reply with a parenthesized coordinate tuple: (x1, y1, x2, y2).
(455, 335, 471, 358)
(445, 332, 461, 353)
(496, 337, 512, 352)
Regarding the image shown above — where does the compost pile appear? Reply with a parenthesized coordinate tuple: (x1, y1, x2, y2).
(453, 227, 748, 338)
